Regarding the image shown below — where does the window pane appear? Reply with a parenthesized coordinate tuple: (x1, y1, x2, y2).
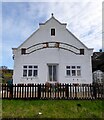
(67, 70, 70, 76)
(34, 66, 38, 68)
(33, 70, 37, 77)
(28, 70, 32, 76)
(49, 66, 52, 81)
(66, 66, 70, 69)
(29, 66, 32, 68)
(21, 48, 26, 55)
(77, 70, 81, 76)
(51, 29, 55, 36)
(80, 49, 84, 55)
(72, 66, 75, 69)
(23, 66, 27, 68)
(53, 66, 57, 81)
(72, 70, 76, 76)
(77, 66, 81, 69)
(23, 70, 27, 77)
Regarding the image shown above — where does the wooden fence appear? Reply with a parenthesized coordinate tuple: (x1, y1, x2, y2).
(1, 83, 104, 99)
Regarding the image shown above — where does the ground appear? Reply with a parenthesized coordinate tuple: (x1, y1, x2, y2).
(2, 100, 104, 118)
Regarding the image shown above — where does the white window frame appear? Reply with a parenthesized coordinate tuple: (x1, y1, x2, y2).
(66, 66, 71, 76)
(66, 65, 81, 77)
(51, 28, 55, 36)
(76, 66, 81, 76)
(48, 64, 58, 82)
(22, 65, 38, 78)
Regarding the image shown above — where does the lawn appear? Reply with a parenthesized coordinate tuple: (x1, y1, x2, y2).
(2, 100, 104, 118)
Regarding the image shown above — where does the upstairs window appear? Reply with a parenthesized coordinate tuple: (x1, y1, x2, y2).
(21, 48, 26, 55)
(51, 28, 55, 36)
(80, 49, 84, 55)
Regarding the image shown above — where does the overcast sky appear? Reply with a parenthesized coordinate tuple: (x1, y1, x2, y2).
(1, 1, 103, 69)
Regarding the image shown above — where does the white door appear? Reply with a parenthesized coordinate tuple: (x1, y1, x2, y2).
(48, 65, 57, 82)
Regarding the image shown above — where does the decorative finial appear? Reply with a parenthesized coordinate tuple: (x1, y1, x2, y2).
(51, 13, 54, 17)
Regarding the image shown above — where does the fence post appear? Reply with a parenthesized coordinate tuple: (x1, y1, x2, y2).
(9, 84, 13, 99)
(65, 84, 69, 99)
(93, 83, 97, 99)
(38, 84, 41, 99)
(75, 85, 77, 99)
(70, 84, 72, 99)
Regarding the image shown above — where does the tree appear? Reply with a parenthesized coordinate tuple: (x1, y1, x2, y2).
(0, 66, 8, 70)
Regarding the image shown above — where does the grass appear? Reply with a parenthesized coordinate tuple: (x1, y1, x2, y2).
(2, 100, 104, 118)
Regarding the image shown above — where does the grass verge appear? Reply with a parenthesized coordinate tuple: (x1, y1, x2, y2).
(2, 99, 104, 118)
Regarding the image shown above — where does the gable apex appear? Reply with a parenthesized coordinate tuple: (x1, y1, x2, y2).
(39, 15, 67, 27)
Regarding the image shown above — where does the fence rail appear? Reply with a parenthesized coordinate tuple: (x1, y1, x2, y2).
(1, 83, 104, 100)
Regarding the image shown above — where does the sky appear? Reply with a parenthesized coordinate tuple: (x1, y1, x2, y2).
(1, 0, 103, 69)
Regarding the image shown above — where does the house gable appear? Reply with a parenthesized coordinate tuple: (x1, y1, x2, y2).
(13, 15, 93, 56)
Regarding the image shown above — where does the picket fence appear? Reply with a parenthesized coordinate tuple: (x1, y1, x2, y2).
(1, 83, 104, 100)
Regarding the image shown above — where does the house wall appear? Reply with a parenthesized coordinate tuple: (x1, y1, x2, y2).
(13, 17, 93, 84)
(13, 48, 93, 84)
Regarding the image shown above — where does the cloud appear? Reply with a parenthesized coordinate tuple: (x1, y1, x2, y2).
(46, 2, 102, 51)
(2, 0, 103, 2)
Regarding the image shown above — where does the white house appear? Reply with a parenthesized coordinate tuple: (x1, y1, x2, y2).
(12, 14, 93, 85)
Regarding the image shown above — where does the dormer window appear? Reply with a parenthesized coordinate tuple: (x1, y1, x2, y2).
(51, 28, 55, 36)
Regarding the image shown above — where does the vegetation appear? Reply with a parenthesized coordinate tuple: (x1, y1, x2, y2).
(2, 100, 103, 118)
(0, 68, 13, 84)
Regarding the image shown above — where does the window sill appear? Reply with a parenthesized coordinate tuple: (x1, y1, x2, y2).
(21, 77, 38, 79)
(65, 76, 82, 78)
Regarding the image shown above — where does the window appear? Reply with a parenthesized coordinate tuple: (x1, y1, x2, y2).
(80, 49, 84, 55)
(72, 66, 76, 76)
(33, 66, 38, 77)
(66, 65, 81, 76)
(28, 66, 32, 76)
(66, 66, 70, 69)
(48, 65, 57, 82)
(72, 66, 76, 69)
(23, 65, 38, 77)
(66, 66, 70, 76)
(77, 66, 81, 76)
(23, 66, 27, 77)
(23, 70, 27, 77)
(72, 70, 76, 76)
(77, 66, 80, 69)
(51, 28, 55, 36)
(21, 48, 26, 55)
(77, 70, 81, 76)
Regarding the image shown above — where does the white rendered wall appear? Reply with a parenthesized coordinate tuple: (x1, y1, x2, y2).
(13, 48, 93, 84)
